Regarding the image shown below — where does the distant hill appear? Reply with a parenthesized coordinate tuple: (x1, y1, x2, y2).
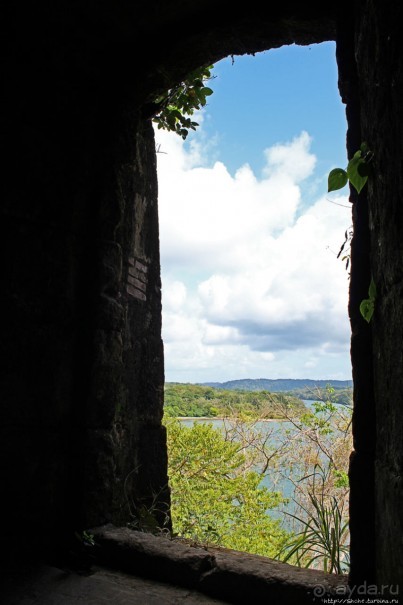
(200, 378, 353, 393)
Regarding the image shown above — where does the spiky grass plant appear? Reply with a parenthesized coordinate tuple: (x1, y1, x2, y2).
(277, 466, 350, 574)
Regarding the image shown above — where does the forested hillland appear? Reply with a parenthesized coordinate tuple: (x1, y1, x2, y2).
(200, 378, 353, 406)
(163, 383, 306, 418)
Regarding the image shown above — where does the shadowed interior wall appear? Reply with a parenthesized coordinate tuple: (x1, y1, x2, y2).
(2, 0, 402, 587)
(354, 1, 403, 584)
(2, 8, 169, 550)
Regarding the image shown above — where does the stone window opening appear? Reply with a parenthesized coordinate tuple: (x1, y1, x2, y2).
(4, 4, 402, 599)
(156, 41, 356, 580)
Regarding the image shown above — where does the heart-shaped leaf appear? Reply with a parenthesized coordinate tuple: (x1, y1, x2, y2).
(360, 299, 374, 323)
(347, 156, 368, 193)
(328, 168, 348, 192)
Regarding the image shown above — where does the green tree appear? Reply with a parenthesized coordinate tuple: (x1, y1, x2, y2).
(165, 419, 290, 557)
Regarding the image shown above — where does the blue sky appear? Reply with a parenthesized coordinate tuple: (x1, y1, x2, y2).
(192, 43, 347, 181)
(155, 41, 353, 384)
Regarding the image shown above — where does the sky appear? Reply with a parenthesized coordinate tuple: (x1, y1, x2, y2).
(154, 41, 353, 384)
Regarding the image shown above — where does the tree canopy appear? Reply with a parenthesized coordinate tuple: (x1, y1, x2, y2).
(166, 419, 290, 557)
(164, 383, 305, 418)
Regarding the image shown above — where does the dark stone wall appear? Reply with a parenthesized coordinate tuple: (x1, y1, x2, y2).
(335, 1, 403, 587)
(2, 0, 403, 587)
(76, 118, 168, 532)
(336, 15, 376, 586)
(354, 1, 403, 585)
(2, 5, 169, 553)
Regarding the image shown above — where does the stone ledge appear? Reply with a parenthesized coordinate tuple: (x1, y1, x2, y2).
(90, 524, 348, 604)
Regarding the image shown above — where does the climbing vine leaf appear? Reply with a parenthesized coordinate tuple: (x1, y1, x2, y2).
(346, 152, 369, 194)
(328, 168, 348, 192)
(328, 143, 373, 194)
(152, 65, 214, 139)
(359, 277, 376, 323)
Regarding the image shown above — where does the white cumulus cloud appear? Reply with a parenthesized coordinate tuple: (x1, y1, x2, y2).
(155, 126, 352, 383)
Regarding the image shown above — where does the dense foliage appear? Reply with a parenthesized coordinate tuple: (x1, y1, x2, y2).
(166, 419, 290, 557)
(284, 386, 353, 406)
(152, 65, 214, 139)
(162, 386, 352, 572)
(164, 383, 305, 418)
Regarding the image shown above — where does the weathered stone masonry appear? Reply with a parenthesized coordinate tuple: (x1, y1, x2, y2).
(2, 0, 403, 589)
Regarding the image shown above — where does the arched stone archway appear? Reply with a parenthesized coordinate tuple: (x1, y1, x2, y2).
(3, 0, 402, 589)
